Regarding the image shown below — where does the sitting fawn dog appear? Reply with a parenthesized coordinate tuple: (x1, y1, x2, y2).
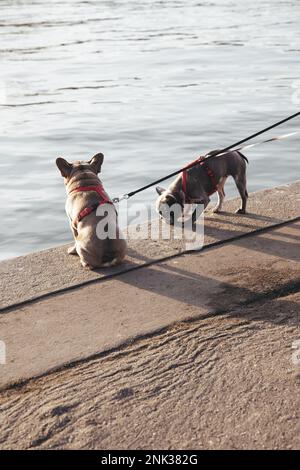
(56, 153, 127, 269)
(156, 150, 249, 225)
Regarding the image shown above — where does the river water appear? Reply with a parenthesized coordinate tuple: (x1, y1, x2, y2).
(0, 0, 299, 260)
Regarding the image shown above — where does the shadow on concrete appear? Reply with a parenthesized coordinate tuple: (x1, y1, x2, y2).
(124, 219, 300, 267)
(117, 259, 300, 327)
(204, 212, 300, 242)
(113, 221, 300, 327)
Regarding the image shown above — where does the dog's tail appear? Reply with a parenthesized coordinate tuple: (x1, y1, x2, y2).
(101, 252, 123, 268)
(206, 149, 222, 157)
(101, 258, 122, 268)
(237, 150, 249, 164)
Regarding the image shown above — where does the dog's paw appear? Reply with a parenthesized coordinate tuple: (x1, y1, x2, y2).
(212, 207, 222, 214)
(235, 208, 246, 214)
(204, 207, 213, 214)
(81, 260, 92, 269)
(67, 245, 78, 255)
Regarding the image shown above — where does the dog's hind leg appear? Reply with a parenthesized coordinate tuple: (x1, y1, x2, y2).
(234, 173, 248, 214)
(213, 176, 227, 213)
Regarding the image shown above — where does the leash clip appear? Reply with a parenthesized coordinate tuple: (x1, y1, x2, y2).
(112, 193, 130, 203)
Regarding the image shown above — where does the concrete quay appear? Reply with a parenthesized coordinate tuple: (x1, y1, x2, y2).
(0, 181, 299, 449)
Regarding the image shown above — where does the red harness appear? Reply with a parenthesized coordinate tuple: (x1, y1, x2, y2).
(70, 185, 114, 225)
(182, 156, 217, 202)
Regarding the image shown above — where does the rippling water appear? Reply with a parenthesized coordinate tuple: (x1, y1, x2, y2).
(0, 0, 299, 260)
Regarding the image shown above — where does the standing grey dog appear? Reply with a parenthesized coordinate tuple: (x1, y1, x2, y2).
(156, 150, 249, 225)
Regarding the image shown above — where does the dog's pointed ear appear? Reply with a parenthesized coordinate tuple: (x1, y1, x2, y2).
(89, 153, 104, 174)
(156, 186, 165, 195)
(56, 157, 72, 178)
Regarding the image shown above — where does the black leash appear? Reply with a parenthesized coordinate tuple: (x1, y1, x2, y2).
(113, 110, 300, 202)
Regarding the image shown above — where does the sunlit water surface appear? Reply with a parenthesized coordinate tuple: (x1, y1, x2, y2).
(0, 0, 299, 260)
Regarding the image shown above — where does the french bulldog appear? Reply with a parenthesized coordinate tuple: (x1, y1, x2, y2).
(56, 153, 127, 269)
(156, 150, 249, 225)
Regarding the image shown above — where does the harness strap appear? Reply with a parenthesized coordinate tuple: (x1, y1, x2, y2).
(71, 185, 112, 203)
(77, 203, 100, 223)
(182, 167, 187, 195)
(69, 184, 115, 226)
(182, 157, 217, 202)
(204, 165, 217, 194)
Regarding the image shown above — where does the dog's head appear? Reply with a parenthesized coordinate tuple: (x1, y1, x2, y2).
(56, 153, 104, 184)
(155, 186, 185, 225)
